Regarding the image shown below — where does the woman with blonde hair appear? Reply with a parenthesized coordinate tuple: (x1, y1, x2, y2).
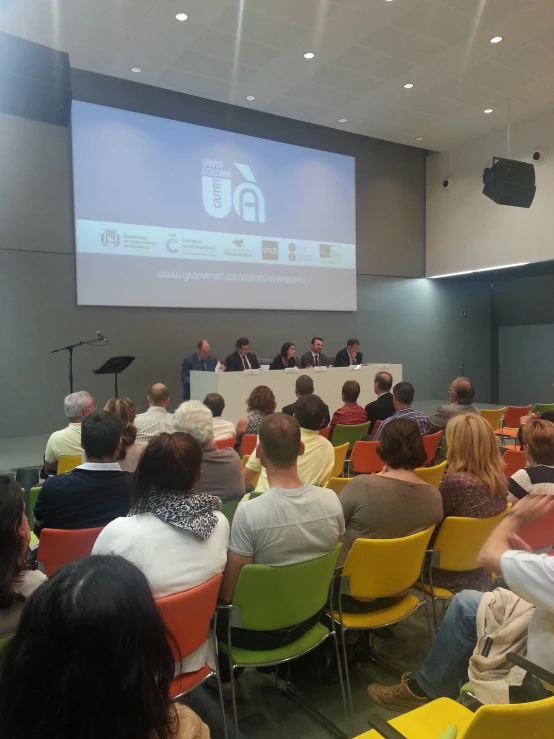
(431, 413, 508, 592)
(103, 397, 147, 473)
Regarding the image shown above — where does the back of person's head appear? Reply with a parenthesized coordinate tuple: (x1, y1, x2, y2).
(295, 375, 314, 397)
(134, 432, 202, 505)
(522, 418, 554, 466)
(0, 555, 177, 739)
(294, 395, 326, 431)
(246, 385, 277, 415)
(203, 392, 225, 418)
(393, 382, 415, 406)
(446, 414, 505, 496)
(236, 337, 250, 350)
(172, 400, 213, 446)
(149, 383, 170, 407)
(104, 397, 137, 454)
(81, 411, 123, 461)
(342, 380, 361, 403)
(0, 476, 26, 611)
(259, 413, 301, 469)
(63, 391, 94, 421)
(377, 418, 427, 471)
(374, 372, 393, 393)
(451, 377, 475, 405)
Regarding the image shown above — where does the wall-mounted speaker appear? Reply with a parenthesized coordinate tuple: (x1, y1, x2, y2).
(482, 157, 536, 208)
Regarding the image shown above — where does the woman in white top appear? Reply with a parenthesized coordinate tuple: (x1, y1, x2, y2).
(103, 397, 147, 472)
(93, 431, 229, 672)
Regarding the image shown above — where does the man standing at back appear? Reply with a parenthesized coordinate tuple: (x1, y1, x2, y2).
(282, 374, 330, 427)
(301, 337, 328, 368)
(365, 371, 395, 434)
(44, 391, 95, 474)
(428, 377, 479, 433)
(181, 340, 219, 400)
(374, 382, 430, 440)
(135, 384, 173, 442)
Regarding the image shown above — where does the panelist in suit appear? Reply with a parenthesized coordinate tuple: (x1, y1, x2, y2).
(365, 371, 395, 434)
(225, 337, 261, 372)
(300, 337, 329, 368)
(335, 338, 363, 367)
(269, 342, 297, 370)
(181, 339, 219, 400)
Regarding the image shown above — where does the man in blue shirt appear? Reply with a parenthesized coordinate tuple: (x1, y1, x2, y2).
(181, 339, 220, 400)
(374, 381, 430, 440)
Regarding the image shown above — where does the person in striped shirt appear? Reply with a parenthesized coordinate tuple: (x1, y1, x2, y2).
(509, 417, 554, 501)
(373, 382, 430, 441)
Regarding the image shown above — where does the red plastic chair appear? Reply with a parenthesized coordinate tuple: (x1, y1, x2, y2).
(239, 434, 257, 455)
(215, 435, 236, 450)
(503, 450, 527, 479)
(422, 431, 442, 465)
(350, 441, 384, 474)
(519, 506, 554, 550)
(37, 527, 103, 577)
(372, 420, 382, 438)
(319, 425, 331, 439)
(495, 405, 532, 447)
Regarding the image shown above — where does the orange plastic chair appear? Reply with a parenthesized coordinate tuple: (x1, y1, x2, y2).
(372, 420, 382, 437)
(240, 434, 257, 455)
(496, 405, 532, 447)
(319, 425, 331, 439)
(422, 431, 442, 465)
(519, 506, 554, 550)
(350, 441, 384, 474)
(503, 449, 526, 479)
(37, 527, 103, 577)
(215, 435, 236, 450)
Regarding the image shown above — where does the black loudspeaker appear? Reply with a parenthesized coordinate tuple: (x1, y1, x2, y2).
(482, 157, 536, 208)
(0, 31, 72, 127)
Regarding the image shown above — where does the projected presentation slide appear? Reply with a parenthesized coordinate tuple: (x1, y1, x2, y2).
(71, 101, 357, 311)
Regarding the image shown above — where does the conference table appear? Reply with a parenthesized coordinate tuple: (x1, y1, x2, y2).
(191, 364, 403, 425)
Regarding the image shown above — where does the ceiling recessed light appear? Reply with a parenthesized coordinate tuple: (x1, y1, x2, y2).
(339, 118, 348, 123)
(490, 36, 503, 43)
(404, 83, 414, 89)
(484, 108, 493, 114)
(130, 67, 141, 73)
(415, 136, 424, 141)
(175, 13, 188, 21)
(303, 52, 315, 59)
(246, 95, 256, 101)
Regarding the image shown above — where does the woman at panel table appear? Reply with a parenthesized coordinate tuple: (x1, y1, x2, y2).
(269, 342, 297, 370)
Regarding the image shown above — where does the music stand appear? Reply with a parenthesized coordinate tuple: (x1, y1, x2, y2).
(93, 356, 135, 398)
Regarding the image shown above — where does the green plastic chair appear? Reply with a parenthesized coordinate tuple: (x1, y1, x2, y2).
(221, 499, 240, 526)
(531, 403, 554, 416)
(0, 633, 13, 657)
(218, 544, 349, 737)
(331, 421, 370, 450)
(28, 486, 41, 530)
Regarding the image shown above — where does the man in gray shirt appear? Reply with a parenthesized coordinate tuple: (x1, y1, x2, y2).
(428, 377, 479, 433)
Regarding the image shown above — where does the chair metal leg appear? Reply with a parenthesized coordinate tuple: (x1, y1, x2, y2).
(332, 626, 352, 738)
(228, 656, 239, 739)
(424, 598, 435, 645)
(339, 624, 355, 731)
(215, 664, 229, 739)
(279, 680, 347, 739)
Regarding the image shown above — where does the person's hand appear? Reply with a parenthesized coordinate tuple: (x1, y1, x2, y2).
(507, 532, 534, 553)
(511, 495, 554, 529)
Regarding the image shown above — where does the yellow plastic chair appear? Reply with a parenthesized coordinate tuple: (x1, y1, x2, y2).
(57, 455, 83, 474)
(414, 461, 447, 488)
(325, 477, 353, 495)
(240, 454, 259, 489)
(479, 407, 506, 432)
(330, 443, 349, 478)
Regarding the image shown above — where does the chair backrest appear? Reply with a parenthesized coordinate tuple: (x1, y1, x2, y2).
(319, 425, 331, 439)
(28, 485, 41, 529)
(37, 527, 104, 577)
(432, 507, 511, 571)
(215, 435, 236, 449)
(241, 454, 250, 468)
(372, 420, 382, 437)
(350, 441, 383, 474)
(414, 460, 447, 488)
(157, 574, 222, 660)
(330, 443, 349, 478)
(422, 431, 442, 464)
(519, 506, 554, 550)
(57, 455, 83, 474)
(326, 477, 353, 495)
(221, 498, 240, 525)
(480, 408, 506, 431)
(231, 544, 341, 631)
(531, 403, 554, 416)
(332, 422, 370, 449)
(343, 527, 435, 600)
(462, 694, 554, 739)
(240, 434, 257, 455)
(502, 405, 532, 429)
(503, 449, 526, 478)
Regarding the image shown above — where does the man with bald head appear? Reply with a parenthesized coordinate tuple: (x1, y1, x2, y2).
(181, 339, 220, 400)
(135, 384, 174, 442)
(428, 377, 479, 433)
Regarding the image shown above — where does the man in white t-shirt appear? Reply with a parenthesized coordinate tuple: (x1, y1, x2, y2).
(367, 495, 554, 711)
(203, 393, 236, 441)
(44, 391, 95, 473)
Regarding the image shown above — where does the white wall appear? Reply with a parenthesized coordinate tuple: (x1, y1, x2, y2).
(426, 110, 554, 277)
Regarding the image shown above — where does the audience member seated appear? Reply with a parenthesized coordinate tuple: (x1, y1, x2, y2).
(334, 338, 363, 367)
(134, 383, 173, 442)
(431, 414, 508, 593)
(428, 376, 479, 433)
(365, 372, 395, 434)
(373, 382, 430, 441)
(203, 392, 236, 441)
(282, 374, 330, 427)
(244, 395, 335, 492)
(338, 418, 443, 570)
(0, 555, 210, 739)
(235, 385, 277, 448)
(173, 401, 244, 501)
(33, 411, 132, 534)
(269, 341, 297, 370)
(0, 477, 46, 638)
(219, 413, 344, 648)
(44, 391, 95, 474)
(93, 432, 228, 673)
(509, 417, 554, 500)
(104, 397, 147, 473)
(329, 380, 368, 437)
(516, 409, 554, 450)
(368, 495, 554, 711)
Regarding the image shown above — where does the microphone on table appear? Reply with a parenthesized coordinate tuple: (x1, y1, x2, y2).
(96, 331, 108, 344)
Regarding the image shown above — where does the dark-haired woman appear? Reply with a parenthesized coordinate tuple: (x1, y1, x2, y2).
(269, 342, 297, 370)
(93, 433, 228, 673)
(235, 385, 277, 452)
(0, 555, 209, 739)
(0, 476, 46, 637)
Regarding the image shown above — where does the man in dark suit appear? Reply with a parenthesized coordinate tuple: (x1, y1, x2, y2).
(365, 371, 395, 433)
(282, 374, 331, 428)
(300, 337, 329, 368)
(181, 339, 220, 400)
(334, 338, 363, 367)
(225, 337, 261, 372)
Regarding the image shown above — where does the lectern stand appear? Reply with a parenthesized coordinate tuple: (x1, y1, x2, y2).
(93, 356, 135, 398)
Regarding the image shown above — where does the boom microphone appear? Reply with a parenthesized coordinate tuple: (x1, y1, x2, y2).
(96, 331, 108, 343)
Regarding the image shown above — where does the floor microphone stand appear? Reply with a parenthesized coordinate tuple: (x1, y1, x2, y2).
(52, 337, 106, 394)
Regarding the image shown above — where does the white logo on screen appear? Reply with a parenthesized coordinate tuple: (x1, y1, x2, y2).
(202, 163, 265, 223)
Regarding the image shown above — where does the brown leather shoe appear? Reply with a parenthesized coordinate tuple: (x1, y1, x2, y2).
(367, 673, 430, 712)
